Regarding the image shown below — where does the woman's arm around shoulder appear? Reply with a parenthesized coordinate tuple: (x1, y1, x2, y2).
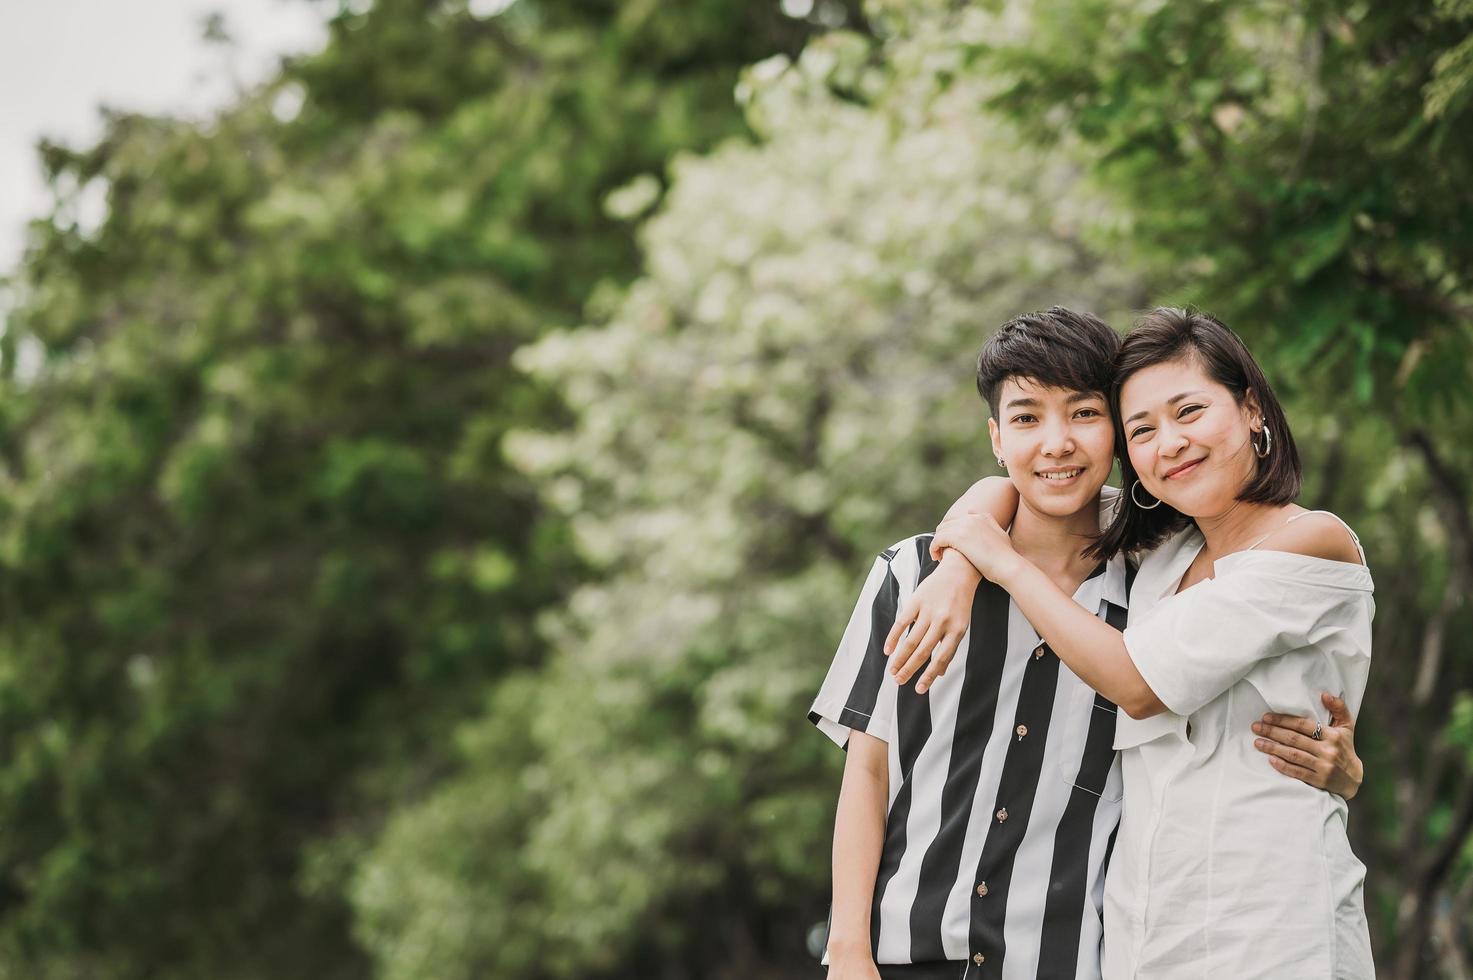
(939, 475, 1020, 526)
(881, 477, 1022, 693)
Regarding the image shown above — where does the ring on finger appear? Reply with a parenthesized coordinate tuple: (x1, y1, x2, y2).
(1311, 721, 1323, 741)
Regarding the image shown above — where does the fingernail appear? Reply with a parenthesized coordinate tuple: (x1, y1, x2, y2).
(1255, 739, 1267, 749)
(916, 683, 927, 694)
(1251, 723, 1264, 733)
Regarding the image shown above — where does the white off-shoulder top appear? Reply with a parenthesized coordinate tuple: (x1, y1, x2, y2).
(1102, 518, 1375, 979)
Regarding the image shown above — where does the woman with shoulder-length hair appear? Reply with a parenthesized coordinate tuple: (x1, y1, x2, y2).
(899, 307, 1374, 978)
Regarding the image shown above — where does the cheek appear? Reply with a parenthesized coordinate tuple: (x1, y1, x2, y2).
(1201, 408, 1247, 448)
(1003, 436, 1039, 464)
(1126, 441, 1152, 478)
(1081, 425, 1116, 460)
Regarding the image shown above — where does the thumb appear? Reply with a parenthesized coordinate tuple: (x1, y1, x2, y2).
(930, 531, 953, 561)
(1322, 691, 1355, 730)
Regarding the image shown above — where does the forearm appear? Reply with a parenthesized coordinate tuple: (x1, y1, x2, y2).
(999, 559, 1166, 719)
(828, 736, 889, 964)
(942, 476, 1020, 526)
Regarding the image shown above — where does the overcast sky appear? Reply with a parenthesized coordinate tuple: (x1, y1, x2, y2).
(0, 0, 330, 275)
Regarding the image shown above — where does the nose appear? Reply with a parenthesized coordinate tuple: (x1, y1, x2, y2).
(1041, 419, 1076, 458)
(1158, 424, 1189, 457)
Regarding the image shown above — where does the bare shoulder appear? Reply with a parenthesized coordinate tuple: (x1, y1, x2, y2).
(1258, 510, 1364, 566)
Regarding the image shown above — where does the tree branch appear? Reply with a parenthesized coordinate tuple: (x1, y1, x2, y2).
(1407, 429, 1473, 579)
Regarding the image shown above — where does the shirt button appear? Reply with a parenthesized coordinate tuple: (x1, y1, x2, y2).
(1015, 724, 1028, 739)
(996, 807, 1008, 822)
(1033, 643, 1047, 659)
(976, 881, 989, 897)
(974, 952, 986, 965)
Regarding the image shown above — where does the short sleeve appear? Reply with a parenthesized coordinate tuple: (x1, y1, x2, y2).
(1122, 553, 1374, 718)
(809, 551, 903, 747)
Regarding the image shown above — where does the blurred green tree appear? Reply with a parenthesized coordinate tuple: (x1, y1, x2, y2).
(0, 0, 843, 976)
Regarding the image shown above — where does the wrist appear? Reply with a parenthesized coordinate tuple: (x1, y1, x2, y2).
(826, 936, 872, 963)
(1344, 760, 1363, 800)
(938, 547, 983, 582)
(992, 550, 1028, 585)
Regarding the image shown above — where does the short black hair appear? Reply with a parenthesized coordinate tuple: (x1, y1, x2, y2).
(1087, 306, 1303, 561)
(976, 306, 1121, 417)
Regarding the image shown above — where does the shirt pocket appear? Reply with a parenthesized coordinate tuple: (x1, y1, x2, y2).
(1057, 683, 1125, 803)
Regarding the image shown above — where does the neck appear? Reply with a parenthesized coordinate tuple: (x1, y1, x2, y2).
(1192, 498, 1284, 556)
(1009, 496, 1100, 584)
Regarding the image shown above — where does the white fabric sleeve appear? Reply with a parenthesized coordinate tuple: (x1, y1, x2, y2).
(808, 552, 903, 747)
(1122, 553, 1373, 718)
(1097, 484, 1122, 526)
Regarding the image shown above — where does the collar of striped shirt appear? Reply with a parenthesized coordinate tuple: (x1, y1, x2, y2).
(811, 534, 1133, 975)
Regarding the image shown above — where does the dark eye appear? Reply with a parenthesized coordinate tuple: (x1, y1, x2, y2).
(1075, 408, 1102, 419)
(1129, 425, 1154, 441)
(1012, 414, 1037, 424)
(1178, 404, 1205, 420)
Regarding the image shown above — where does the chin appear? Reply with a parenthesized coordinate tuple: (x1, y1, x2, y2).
(1157, 487, 1224, 518)
(1022, 488, 1097, 517)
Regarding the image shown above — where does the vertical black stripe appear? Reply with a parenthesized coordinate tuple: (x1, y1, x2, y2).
(871, 650, 934, 952)
(903, 576, 1008, 961)
(840, 559, 901, 730)
(870, 537, 940, 954)
(1098, 823, 1119, 923)
(1036, 677, 1121, 975)
(969, 637, 1064, 978)
(912, 535, 938, 583)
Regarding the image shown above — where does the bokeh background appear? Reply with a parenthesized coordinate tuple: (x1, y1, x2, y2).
(0, 0, 1470, 977)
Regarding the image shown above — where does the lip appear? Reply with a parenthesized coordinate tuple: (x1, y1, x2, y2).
(1163, 458, 1205, 480)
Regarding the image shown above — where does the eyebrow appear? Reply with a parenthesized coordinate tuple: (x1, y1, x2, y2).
(1004, 391, 1106, 412)
(1123, 390, 1207, 426)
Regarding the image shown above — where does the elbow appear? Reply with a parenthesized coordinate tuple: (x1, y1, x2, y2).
(1120, 686, 1168, 720)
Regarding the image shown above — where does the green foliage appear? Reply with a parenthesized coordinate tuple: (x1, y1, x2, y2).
(0, 1, 829, 977)
(987, 0, 1473, 416)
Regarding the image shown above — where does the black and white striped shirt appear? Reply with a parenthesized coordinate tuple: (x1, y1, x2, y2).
(811, 534, 1131, 978)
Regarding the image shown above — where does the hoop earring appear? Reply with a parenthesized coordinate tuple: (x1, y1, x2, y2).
(1253, 425, 1272, 459)
(1131, 480, 1162, 510)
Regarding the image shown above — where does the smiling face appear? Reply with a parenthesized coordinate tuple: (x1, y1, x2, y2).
(989, 377, 1115, 520)
(1119, 355, 1263, 518)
